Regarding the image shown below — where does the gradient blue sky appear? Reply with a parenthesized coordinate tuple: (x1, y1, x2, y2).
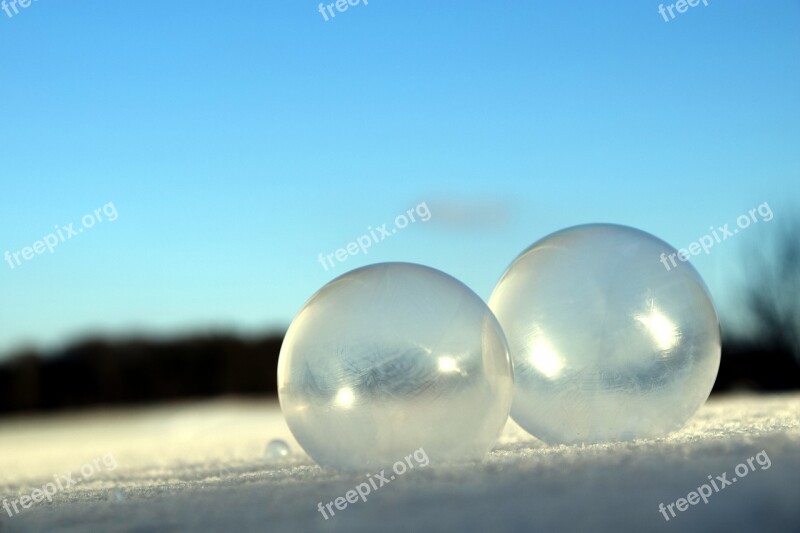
(1, 1, 798, 357)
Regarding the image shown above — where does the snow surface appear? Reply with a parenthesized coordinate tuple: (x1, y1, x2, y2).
(1, 393, 798, 532)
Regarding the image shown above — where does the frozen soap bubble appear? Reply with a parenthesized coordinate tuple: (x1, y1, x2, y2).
(278, 262, 513, 470)
(489, 224, 720, 445)
(107, 488, 126, 502)
(264, 439, 290, 461)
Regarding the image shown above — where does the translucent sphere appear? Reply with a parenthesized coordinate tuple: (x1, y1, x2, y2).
(278, 262, 513, 470)
(489, 224, 720, 444)
(264, 439, 291, 461)
(107, 488, 126, 502)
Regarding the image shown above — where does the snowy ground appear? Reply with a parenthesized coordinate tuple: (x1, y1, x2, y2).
(0, 393, 798, 532)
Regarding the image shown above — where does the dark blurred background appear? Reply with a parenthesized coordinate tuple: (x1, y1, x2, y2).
(1, 217, 797, 414)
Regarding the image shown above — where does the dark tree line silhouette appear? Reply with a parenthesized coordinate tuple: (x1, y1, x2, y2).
(0, 214, 797, 413)
(0, 334, 283, 414)
(714, 211, 800, 391)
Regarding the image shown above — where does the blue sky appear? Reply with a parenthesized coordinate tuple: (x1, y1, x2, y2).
(1, 1, 798, 356)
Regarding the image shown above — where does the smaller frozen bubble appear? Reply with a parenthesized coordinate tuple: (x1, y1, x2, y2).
(107, 488, 126, 502)
(264, 439, 291, 461)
